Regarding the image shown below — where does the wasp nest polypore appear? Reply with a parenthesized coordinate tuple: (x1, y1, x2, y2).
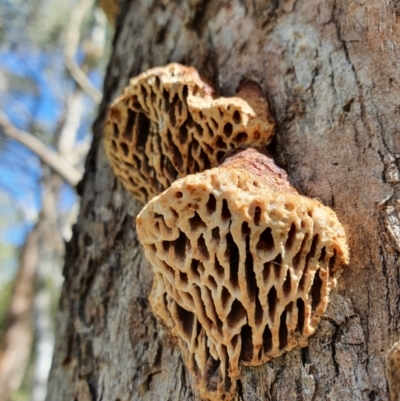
(103, 63, 275, 203)
(136, 148, 349, 400)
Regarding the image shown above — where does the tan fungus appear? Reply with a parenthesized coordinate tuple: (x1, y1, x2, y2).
(136, 148, 349, 401)
(103, 63, 275, 203)
(387, 340, 400, 400)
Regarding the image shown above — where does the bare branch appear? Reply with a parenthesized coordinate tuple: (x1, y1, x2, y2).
(64, 58, 102, 104)
(58, 89, 85, 156)
(0, 112, 82, 187)
(64, 0, 102, 104)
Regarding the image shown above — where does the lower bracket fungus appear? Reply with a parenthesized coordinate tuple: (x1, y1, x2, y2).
(136, 148, 349, 400)
(103, 63, 274, 204)
(387, 340, 400, 400)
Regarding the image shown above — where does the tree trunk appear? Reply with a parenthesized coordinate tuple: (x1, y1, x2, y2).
(46, 0, 400, 400)
(0, 219, 41, 401)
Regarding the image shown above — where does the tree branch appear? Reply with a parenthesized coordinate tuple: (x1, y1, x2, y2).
(0, 112, 82, 187)
(64, 0, 102, 104)
(64, 58, 102, 104)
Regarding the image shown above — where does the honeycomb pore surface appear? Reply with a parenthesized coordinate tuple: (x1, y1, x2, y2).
(137, 158, 349, 400)
(103, 63, 275, 203)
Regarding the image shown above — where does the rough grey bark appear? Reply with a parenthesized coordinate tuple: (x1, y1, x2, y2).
(46, 0, 400, 400)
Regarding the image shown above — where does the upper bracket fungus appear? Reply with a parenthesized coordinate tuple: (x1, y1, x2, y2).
(103, 63, 275, 203)
(136, 148, 349, 400)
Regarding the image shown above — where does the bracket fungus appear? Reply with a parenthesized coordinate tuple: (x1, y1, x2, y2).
(104, 64, 349, 400)
(103, 63, 274, 203)
(136, 148, 349, 400)
(387, 340, 400, 400)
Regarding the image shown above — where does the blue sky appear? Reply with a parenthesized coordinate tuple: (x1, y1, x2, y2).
(0, 49, 64, 127)
(0, 49, 101, 248)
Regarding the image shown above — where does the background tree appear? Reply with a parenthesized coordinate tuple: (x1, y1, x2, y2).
(0, 0, 112, 400)
(46, 0, 400, 400)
